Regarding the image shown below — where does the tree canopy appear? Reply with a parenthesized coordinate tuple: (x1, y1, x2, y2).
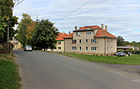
(16, 13, 33, 47)
(0, 0, 18, 43)
(16, 14, 59, 49)
(32, 19, 59, 49)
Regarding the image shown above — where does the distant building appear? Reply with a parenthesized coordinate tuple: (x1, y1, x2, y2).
(117, 45, 139, 51)
(47, 32, 68, 52)
(10, 38, 22, 50)
(64, 24, 117, 56)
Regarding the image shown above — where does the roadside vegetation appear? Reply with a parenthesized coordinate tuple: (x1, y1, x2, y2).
(0, 53, 21, 89)
(58, 53, 140, 65)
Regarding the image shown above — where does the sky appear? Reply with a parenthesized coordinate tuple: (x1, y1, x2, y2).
(13, 0, 140, 42)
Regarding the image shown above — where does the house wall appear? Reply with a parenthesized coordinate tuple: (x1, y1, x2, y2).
(64, 39, 72, 52)
(64, 30, 117, 55)
(47, 40, 64, 52)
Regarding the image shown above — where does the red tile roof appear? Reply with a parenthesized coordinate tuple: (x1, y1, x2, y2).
(94, 29, 117, 39)
(79, 26, 100, 30)
(56, 33, 68, 40)
(64, 33, 73, 39)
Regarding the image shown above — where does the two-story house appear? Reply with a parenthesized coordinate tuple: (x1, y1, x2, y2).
(64, 24, 117, 56)
(47, 32, 68, 52)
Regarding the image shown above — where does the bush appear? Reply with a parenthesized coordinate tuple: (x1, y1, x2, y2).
(132, 51, 140, 54)
(0, 47, 7, 51)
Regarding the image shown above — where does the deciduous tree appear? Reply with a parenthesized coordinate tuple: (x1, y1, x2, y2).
(16, 13, 33, 46)
(0, 0, 18, 43)
(32, 19, 59, 50)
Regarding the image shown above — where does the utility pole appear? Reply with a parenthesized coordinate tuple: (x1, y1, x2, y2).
(7, 0, 24, 53)
(7, 20, 10, 52)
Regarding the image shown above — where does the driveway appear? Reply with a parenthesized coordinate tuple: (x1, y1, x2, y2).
(15, 50, 140, 89)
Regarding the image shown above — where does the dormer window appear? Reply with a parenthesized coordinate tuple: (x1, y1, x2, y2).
(76, 32, 81, 36)
(86, 31, 91, 35)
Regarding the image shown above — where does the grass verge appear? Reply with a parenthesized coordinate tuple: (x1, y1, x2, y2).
(0, 53, 21, 89)
(57, 53, 140, 65)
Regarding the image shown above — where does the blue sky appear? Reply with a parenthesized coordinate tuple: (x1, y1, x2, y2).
(13, 0, 140, 42)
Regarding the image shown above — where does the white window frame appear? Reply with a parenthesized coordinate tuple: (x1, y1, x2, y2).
(86, 47, 88, 51)
(86, 39, 88, 43)
(79, 39, 82, 43)
(58, 41, 61, 44)
(76, 32, 81, 36)
(58, 47, 61, 50)
(91, 47, 97, 51)
(86, 31, 91, 35)
(91, 39, 97, 43)
(80, 47, 82, 50)
(72, 46, 76, 51)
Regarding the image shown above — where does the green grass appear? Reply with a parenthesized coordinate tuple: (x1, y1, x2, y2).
(0, 53, 21, 89)
(57, 53, 140, 65)
(0, 47, 7, 51)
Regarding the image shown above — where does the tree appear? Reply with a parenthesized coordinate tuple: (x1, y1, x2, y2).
(0, 0, 18, 43)
(32, 19, 59, 50)
(117, 36, 125, 46)
(16, 13, 33, 47)
(25, 21, 36, 45)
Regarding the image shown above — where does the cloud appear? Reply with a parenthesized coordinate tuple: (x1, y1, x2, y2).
(13, 0, 140, 42)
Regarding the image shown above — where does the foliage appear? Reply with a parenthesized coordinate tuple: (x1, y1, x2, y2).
(117, 36, 140, 50)
(132, 51, 140, 54)
(0, 0, 18, 43)
(32, 19, 59, 49)
(16, 13, 33, 47)
(117, 36, 126, 46)
(0, 53, 21, 89)
(58, 53, 140, 65)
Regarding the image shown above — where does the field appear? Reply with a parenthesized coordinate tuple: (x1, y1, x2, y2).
(58, 53, 140, 65)
(0, 53, 21, 89)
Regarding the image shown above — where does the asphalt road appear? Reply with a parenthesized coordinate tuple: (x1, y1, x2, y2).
(15, 50, 140, 89)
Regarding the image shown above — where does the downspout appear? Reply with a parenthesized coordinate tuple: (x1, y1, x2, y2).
(104, 38, 106, 56)
(64, 39, 65, 53)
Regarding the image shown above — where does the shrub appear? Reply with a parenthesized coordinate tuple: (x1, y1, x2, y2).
(132, 51, 140, 54)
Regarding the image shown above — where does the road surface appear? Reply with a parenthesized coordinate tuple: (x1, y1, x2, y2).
(15, 50, 140, 89)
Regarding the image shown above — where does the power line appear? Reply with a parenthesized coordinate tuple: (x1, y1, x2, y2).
(65, 0, 89, 18)
(14, 0, 24, 7)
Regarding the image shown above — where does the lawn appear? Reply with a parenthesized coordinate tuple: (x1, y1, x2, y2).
(58, 53, 140, 65)
(0, 53, 21, 89)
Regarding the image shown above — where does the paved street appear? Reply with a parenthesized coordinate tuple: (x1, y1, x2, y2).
(15, 50, 140, 89)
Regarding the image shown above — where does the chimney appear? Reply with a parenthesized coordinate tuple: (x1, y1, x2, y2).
(63, 32, 64, 35)
(105, 25, 107, 31)
(101, 24, 104, 30)
(69, 32, 71, 35)
(75, 26, 77, 30)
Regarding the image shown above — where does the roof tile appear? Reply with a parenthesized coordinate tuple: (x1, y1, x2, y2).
(56, 33, 68, 40)
(94, 29, 117, 38)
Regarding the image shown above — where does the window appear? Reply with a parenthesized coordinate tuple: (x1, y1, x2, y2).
(111, 40, 112, 43)
(107, 39, 109, 43)
(72, 47, 76, 50)
(79, 39, 82, 43)
(58, 42, 61, 44)
(58, 47, 61, 50)
(76, 32, 81, 36)
(86, 31, 91, 35)
(72, 40, 76, 44)
(86, 39, 88, 43)
(91, 47, 97, 51)
(80, 47, 82, 50)
(91, 39, 97, 43)
(86, 47, 88, 50)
